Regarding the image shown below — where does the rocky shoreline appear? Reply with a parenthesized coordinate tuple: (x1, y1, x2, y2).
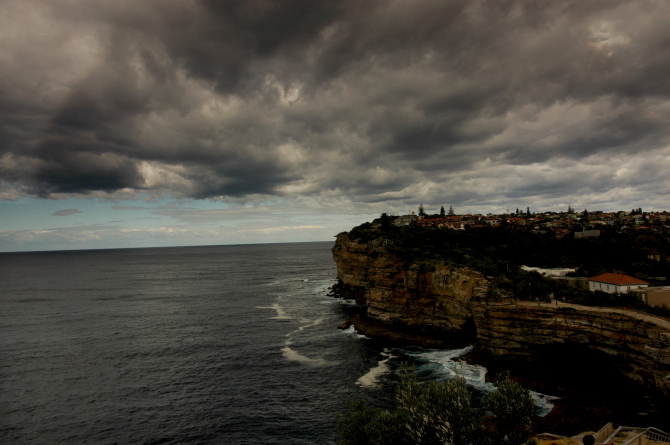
(331, 231, 670, 435)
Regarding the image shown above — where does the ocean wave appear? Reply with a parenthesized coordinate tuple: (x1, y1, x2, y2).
(408, 347, 559, 417)
(281, 346, 335, 367)
(340, 324, 369, 339)
(356, 348, 395, 388)
(257, 303, 291, 320)
(531, 392, 561, 417)
(296, 318, 323, 332)
(334, 299, 360, 307)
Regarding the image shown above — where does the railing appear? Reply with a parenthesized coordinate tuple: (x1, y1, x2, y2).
(600, 425, 670, 444)
(594, 422, 614, 443)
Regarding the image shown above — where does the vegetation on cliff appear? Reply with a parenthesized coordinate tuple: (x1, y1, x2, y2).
(350, 218, 670, 281)
(336, 367, 536, 445)
(346, 219, 670, 316)
(334, 219, 670, 436)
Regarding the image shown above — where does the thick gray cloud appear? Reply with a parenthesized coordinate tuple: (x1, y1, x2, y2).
(2, 0, 670, 210)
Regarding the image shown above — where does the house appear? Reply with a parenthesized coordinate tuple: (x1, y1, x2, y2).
(630, 287, 670, 307)
(417, 217, 446, 228)
(439, 221, 465, 230)
(588, 273, 649, 294)
(521, 266, 576, 277)
(393, 214, 418, 226)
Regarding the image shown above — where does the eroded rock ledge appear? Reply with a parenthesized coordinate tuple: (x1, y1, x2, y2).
(332, 232, 670, 400)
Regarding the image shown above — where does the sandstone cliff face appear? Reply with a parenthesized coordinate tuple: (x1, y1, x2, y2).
(332, 232, 488, 343)
(332, 231, 670, 397)
(474, 302, 670, 397)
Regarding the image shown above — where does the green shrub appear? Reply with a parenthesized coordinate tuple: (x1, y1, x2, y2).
(336, 366, 536, 445)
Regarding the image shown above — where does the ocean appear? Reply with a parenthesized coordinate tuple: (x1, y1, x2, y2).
(0, 242, 555, 444)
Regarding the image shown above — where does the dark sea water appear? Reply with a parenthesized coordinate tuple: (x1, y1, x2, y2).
(0, 242, 554, 445)
(0, 242, 389, 444)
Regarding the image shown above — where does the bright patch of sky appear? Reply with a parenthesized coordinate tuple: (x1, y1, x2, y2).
(0, 196, 374, 252)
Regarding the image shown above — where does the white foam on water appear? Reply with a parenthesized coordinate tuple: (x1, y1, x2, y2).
(410, 347, 496, 392)
(279, 317, 337, 366)
(341, 324, 369, 339)
(411, 347, 559, 416)
(257, 303, 291, 320)
(357, 348, 395, 387)
(297, 318, 323, 332)
(336, 299, 360, 307)
(342, 324, 365, 338)
(281, 346, 334, 367)
(530, 391, 561, 417)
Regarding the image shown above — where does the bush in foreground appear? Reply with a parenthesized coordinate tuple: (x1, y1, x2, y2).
(336, 367, 536, 445)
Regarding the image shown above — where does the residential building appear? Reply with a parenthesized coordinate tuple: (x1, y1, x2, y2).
(630, 287, 670, 307)
(588, 273, 649, 294)
(521, 266, 576, 277)
(393, 214, 418, 226)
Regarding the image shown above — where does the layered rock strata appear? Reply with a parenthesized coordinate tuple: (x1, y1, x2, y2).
(333, 231, 670, 398)
(332, 232, 488, 347)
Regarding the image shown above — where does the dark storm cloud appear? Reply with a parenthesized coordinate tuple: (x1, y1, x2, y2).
(2, 0, 670, 207)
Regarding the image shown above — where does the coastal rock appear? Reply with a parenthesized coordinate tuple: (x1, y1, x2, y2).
(332, 232, 488, 346)
(332, 231, 670, 398)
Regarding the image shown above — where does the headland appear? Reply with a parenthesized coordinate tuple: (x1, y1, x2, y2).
(331, 212, 670, 435)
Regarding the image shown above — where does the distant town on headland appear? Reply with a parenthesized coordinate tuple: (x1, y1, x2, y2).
(388, 204, 665, 237)
(346, 205, 670, 313)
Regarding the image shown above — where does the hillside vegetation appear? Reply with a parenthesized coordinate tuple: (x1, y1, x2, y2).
(346, 219, 670, 316)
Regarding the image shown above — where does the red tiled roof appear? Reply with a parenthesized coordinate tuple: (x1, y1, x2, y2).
(589, 273, 649, 285)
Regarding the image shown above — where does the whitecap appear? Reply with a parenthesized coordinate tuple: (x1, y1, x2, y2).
(297, 318, 323, 332)
(410, 347, 496, 392)
(281, 344, 334, 367)
(341, 324, 369, 340)
(334, 299, 359, 307)
(356, 348, 395, 387)
(409, 347, 559, 416)
(530, 391, 561, 417)
(256, 303, 291, 320)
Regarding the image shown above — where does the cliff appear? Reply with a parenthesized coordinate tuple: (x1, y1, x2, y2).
(332, 231, 670, 400)
(332, 232, 489, 347)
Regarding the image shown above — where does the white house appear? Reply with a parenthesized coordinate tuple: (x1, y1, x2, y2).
(588, 273, 649, 294)
(393, 214, 418, 226)
(521, 266, 576, 277)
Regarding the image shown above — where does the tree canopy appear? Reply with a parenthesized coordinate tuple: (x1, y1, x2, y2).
(336, 366, 537, 445)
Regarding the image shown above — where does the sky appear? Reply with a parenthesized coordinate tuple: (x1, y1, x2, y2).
(2, 0, 670, 252)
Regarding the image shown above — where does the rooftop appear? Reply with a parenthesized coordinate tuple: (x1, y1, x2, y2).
(589, 273, 649, 285)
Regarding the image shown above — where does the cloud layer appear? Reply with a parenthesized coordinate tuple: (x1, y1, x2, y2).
(2, 0, 670, 212)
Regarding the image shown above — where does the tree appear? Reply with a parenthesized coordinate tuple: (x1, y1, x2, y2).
(336, 366, 537, 445)
(418, 204, 426, 216)
(567, 205, 573, 214)
(526, 207, 530, 217)
(448, 205, 455, 216)
(440, 206, 446, 217)
(482, 373, 536, 445)
(380, 213, 390, 229)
